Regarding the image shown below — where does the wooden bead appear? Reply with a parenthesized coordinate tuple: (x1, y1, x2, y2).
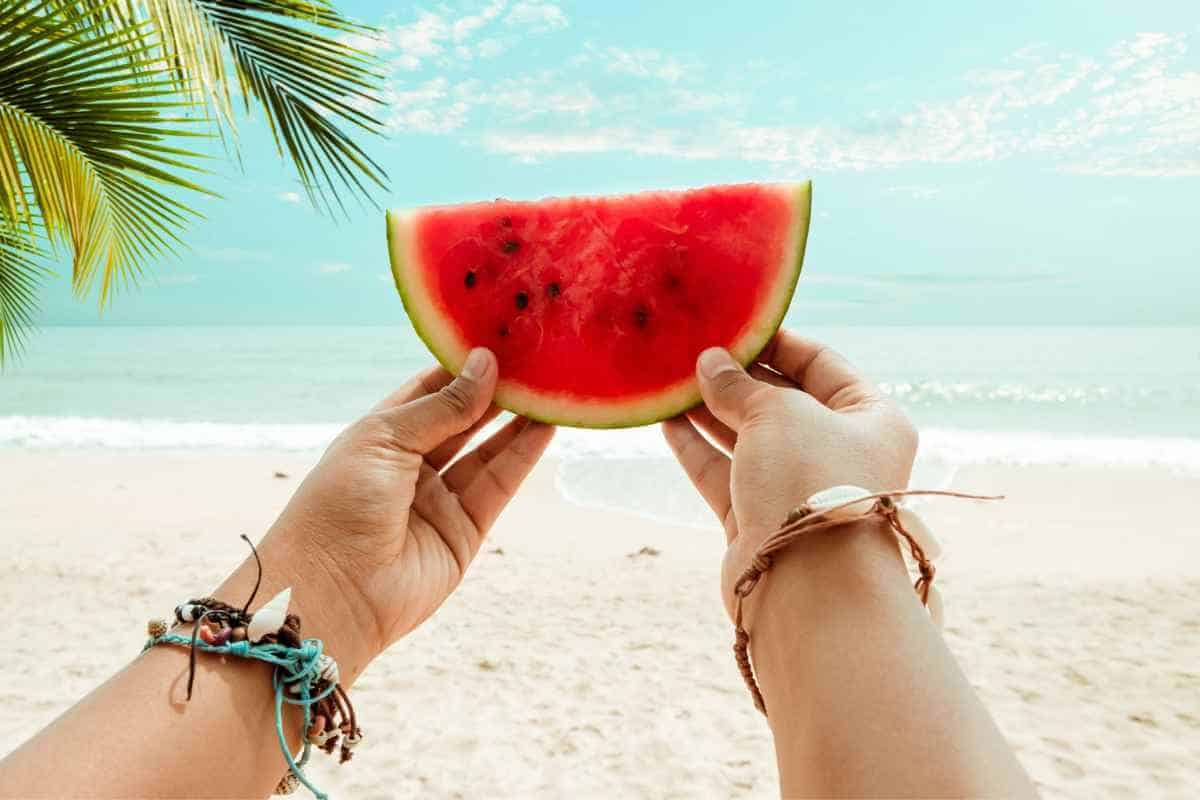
(306, 714, 328, 744)
(229, 627, 248, 642)
(174, 603, 204, 623)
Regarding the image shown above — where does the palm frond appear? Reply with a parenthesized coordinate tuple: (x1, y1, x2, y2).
(0, 217, 48, 363)
(75, 0, 390, 213)
(0, 0, 210, 305)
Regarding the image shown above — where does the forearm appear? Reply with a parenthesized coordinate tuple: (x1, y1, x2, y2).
(0, 528, 377, 799)
(748, 520, 1035, 798)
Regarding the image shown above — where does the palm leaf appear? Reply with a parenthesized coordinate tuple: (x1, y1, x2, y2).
(0, 214, 48, 363)
(0, 0, 210, 310)
(76, 0, 389, 212)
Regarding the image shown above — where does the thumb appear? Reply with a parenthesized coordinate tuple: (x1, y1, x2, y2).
(696, 348, 769, 431)
(381, 348, 497, 453)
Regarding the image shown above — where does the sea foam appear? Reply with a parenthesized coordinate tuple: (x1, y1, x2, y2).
(3, 415, 1197, 473)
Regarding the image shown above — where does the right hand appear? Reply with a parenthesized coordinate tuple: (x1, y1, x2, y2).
(662, 331, 918, 619)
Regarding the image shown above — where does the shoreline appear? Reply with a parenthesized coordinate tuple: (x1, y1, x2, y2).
(1, 450, 1197, 797)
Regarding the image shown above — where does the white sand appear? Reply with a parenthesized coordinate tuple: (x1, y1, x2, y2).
(1, 450, 1197, 798)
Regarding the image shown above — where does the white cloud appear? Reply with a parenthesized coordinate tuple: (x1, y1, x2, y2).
(317, 262, 353, 274)
(453, 0, 505, 41)
(481, 127, 721, 162)
(387, 12, 449, 70)
(477, 31, 1200, 177)
(476, 37, 505, 58)
(277, 191, 302, 204)
(368, 17, 1198, 178)
(669, 88, 736, 113)
(385, 78, 471, 133)
(373, 1, 565, 73)
(965, 68, 1026, 86)
(373, 2, 579, 133)
(505, 1, 567, 31)
(602, 47, 686, 83)
(467, 73, 599, 117)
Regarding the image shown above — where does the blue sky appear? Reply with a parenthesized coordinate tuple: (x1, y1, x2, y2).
(38, 0, 1200, 326)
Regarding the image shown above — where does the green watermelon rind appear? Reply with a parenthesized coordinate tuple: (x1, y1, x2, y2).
(387, 181, 812, 429)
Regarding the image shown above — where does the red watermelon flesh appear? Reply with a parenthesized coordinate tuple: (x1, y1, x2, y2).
(387, 181, 811, 428)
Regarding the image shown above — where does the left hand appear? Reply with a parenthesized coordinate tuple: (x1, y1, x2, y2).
(247, 348, 554, 674)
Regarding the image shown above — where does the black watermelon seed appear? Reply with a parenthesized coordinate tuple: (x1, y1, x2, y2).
(633, 307, 650, 328)
(502, 239, 520, 254)
(464, 270, 477, 288)
(497, 324, 509, 338)
(500, 216, 512, 227)
(515, 291, 529, 310)
(665, 273, 681, 289)
(547, 282, 561, 298)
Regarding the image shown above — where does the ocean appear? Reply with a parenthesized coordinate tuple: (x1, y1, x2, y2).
(3, 325, 1198, 526)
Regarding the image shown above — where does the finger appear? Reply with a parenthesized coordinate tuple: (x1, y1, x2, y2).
(748, 363, 795, 389)
(370, 366, 452, 412)
(375, 348, 497, 454)
(442, 415, 529, 492)
(662, 416, 733, 538)
(453, 419, 556, 533)
(685, 405, 736, 452)
(695, 348, 774, 431)
(758, 330, 876, 410)
(425, 405, 503, 471)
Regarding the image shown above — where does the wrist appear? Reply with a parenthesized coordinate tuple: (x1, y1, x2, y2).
(740, 519, 923, 701)
(213, 526, 383, 685)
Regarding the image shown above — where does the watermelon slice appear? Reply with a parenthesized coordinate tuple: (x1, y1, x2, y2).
(387, 181, 811, 428)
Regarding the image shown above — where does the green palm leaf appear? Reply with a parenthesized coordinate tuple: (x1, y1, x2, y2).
(0, 215, 47, 362)
(0, 0, 210, 362)
(81, 0, 389, 212)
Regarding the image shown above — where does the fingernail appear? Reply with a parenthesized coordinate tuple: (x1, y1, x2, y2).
(698, 348, 735, 379)
(461, 348, 493, 381)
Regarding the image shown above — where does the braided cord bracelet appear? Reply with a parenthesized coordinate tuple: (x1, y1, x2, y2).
(142, 536, 361, 798)
(732, 486, 1001, 715)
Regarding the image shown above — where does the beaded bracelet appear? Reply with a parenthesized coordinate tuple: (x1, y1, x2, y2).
(731, 485, 1001, 715)
(143, 536, 361, 799)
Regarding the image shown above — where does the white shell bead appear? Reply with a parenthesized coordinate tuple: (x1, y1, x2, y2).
(317, 654, 340, 685)
(927, 585, 945, 629)
(805, 485, 875, 520)
(897, 508, 942, 560)
(247, 587, 291, 643)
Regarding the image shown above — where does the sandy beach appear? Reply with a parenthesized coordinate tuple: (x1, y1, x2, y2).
(1, 449, 1197, 798)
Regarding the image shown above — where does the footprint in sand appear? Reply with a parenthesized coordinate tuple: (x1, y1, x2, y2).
(1013, 686, 1042, 704)
(1041, 736, 1072, 752)
(1063, 665, 1091, 687)
(1051, 755, 1086, 780)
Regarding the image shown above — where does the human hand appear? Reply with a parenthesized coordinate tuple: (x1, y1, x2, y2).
(247, 349, 553, 673)
(662, 331, 917, 618)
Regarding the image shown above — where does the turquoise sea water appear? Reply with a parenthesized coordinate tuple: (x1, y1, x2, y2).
(2, 324, 1198, 470)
